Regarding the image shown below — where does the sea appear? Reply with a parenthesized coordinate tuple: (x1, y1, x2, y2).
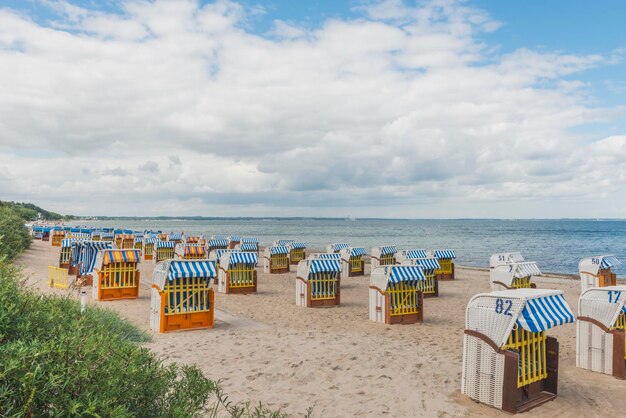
(67, 218, 626, 275)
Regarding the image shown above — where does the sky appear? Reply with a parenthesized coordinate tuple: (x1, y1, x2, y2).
(0, 0, 625, 218)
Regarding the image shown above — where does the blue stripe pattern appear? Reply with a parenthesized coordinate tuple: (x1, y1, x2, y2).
(241, 237, 259, 243)
(413, 257, 440, 270)
(350, 247, 366, 257)
(333, 243, 350, 251)
(515, 294, 576, 333)
(434, 249, 456, 259)
(277, 239, 295, 246)
(406, 249, 428, 259)
(230, 252, 258, 265)
(239, 243, 258, 251)
(389, 266, 425, 283)
(380, 246, 397, 255)
(144, 237, 159, 244)
(80, 242, 113, 275)
(134, 237, 143, 243)
(168, 233, 183, 240)
(209, 239, 229, 246)
(309, 259, 341, 274)
(290, 242, 306, 249)
(156, 241, 175, 248)
(600, 256, 621, 269)
(229, 235, 240, 242)
(270, 246, 289, 255)
(168, 261, 216, 279)
(318, 253, 341, 260)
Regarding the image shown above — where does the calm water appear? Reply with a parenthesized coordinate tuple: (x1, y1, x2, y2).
(69, 219, 626, 275)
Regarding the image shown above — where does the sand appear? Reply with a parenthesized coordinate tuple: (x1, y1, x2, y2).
(17, 240, 626, 417)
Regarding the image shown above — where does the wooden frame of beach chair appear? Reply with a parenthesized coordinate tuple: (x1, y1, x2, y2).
(50, 229, 65, 247)
(175, 243, 207, 260)
(143, 237, 158, 260)
(217, 251, 258, 294)
(263, 245, 290, 274)
(154, 241, 175, 263)
(92, 249, 141, 301)
(433, 249, 456, 281)
(490, 260, 541, 292)
(59, 238, 76, 269)
(133, 236, 143, 255)
(41, 227, 50, 242)
(296, 257, 342, 307)
(209, 249, 235, 285)
(369, 266, 425, 325)
(371, 246, 397, 269)
(577, 286, 626, 379)
(462, 289, 575, 413)
(76, 241, 113, 287)
(579, 255, 620, 293)
(339, 247, 366, 277)
(288, 242, 306, 265)
(400, 257, 440, 298)
(150, 260, 215, 333)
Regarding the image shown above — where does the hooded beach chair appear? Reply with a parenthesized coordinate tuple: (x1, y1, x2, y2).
(369, 265, 425, 325)
(154, 241, 175, 262)
(371, 246, 398, 269)
(462, 289, 575, 413)
(490, 257, 541, 291)
(579, 255, 621, 292)
(433, 249, 456, 281)
(217, 251, 258, 294)
(326, 243, 350, 254)
(400, 257, 440, 297)
(339, 247, 367, 277)
(262, 245, 290, 273)
(175, 243, 207, 260)
(150, 259, 216, 333)
(92, 249, 141, 301)
(296, 256, 342, 307)
(577, 285, 626, 379)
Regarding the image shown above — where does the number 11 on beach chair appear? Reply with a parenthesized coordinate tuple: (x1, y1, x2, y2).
(577, 285, 626, 379)
(462, 289, 576, 413)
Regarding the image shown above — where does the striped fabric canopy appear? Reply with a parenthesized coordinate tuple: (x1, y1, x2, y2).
(413, 257, 440, 270)
(406, 249, 428, 259)
(600, 255, 621, 269)
(241, 237, 259, 243)
(144, 237, 159, 244)
(80, 228, 92, 234)
(33, 226, 43, 231)
(123, 229, 133, 234)
(71, 228, 80, 233)
(333, 243, 350, 251)
(184, 245, 206, 256)
(169, 233, 183, 240)
(290, 242, 306, 249)
(185, 236, 201, 243)
(102, 249, 141, 265)
(309, 259, 341, 274)
(389, 266, 425, 283)
(71, 233, 91, 239)
(229, 252, 258, 265)
(52, 230, 65, 236)
(80, 242, 113, 274)
(380, 246, 397, 255)
(134, 237, 143, 243)
(514, 262, 542, 278)
(270, 246, 289, 255)
(350, 247, 366, 257)
(63, 226, 72, 231)
(239, 243, 258, 251)
(277, 239, 294, 246)
(516, 294, 575, 333)
(215, 249, 231, 259)
(62, 238, 83, 247)
(43, 227, 51, 233)
(156, 241, 175, 248)
(212, 235, 227, 239)
(113, 229, 123, 234)
(434, 249, 456, 259)
(318, 253, 341, 260)
(209, 239, 229, 247)
(168, 261, 216, 279)
(101, 232, 114, 238)
(228, 235, 240, 242)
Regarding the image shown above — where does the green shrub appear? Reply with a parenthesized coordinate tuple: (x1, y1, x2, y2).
(0, 206, 31, 261)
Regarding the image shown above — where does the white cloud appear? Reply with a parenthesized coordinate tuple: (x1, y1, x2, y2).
(0, 0, 624, 217)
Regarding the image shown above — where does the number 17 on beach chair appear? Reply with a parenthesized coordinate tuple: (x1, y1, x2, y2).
(577, 285, 626, 379)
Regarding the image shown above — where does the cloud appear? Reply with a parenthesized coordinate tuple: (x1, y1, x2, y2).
(0, 0, 623, 217)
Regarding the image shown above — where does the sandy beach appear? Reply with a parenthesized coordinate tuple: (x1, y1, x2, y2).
(17, 240, 626, 417)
